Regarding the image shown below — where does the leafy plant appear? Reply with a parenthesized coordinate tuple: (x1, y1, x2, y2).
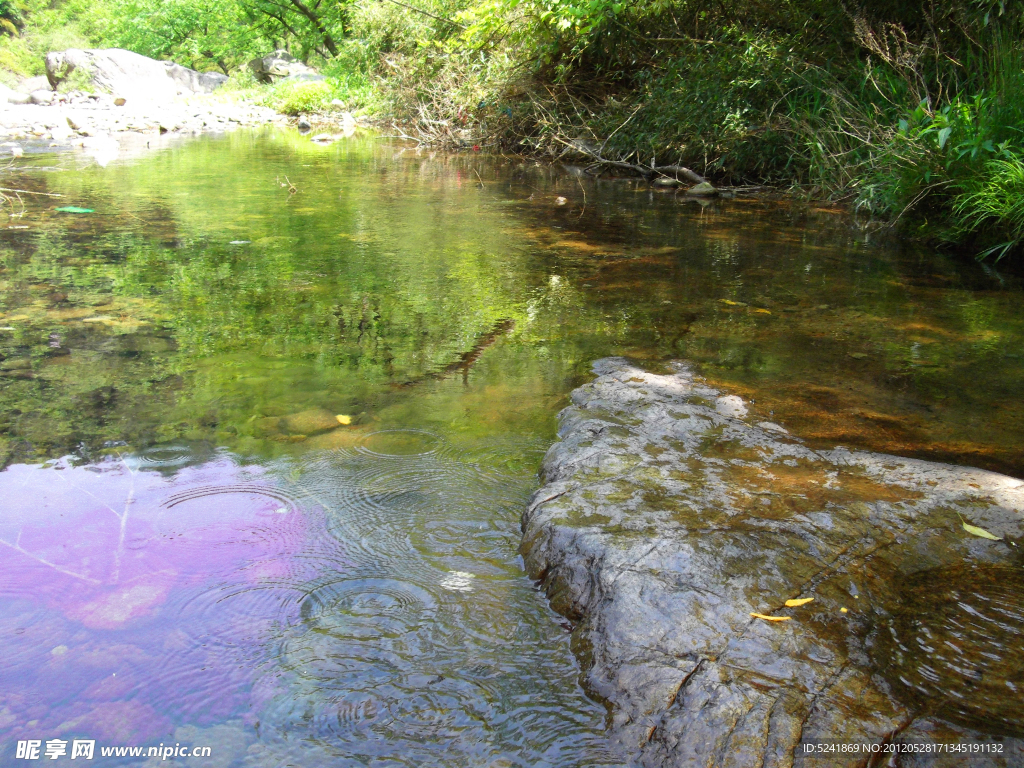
(953, 155, 1024, 260)
(265, 78, 335, 115)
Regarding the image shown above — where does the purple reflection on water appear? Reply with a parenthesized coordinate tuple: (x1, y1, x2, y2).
(0, 455, 333, 745)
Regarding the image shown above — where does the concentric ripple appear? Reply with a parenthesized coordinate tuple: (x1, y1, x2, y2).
(239, 441, 622, 766)
(133, 441, 214, 471)
(299, 576, 436, 638)
(878, 563, 1024, 736)
(162, 482, 303, 513)
(0, 439, 619, 765)
(357, 428, 442, 457)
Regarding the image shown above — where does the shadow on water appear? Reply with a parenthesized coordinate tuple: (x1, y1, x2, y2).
(0, 131, 1023, 762)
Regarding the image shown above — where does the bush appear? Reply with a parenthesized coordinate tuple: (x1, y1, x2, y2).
(953, 155, 1024, 260)
(265, 79, 335, 115)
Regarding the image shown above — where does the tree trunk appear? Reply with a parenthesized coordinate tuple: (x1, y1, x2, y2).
(286, 0, 339, 56)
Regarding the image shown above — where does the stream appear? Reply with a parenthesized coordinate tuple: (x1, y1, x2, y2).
(1, 131, 1022, 766)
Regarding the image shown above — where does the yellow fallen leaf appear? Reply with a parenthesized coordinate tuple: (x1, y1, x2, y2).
(840, 607, 848, 613)
(719, 299, 746, 306)
(752, 308, 772, 315)
(785, 597, 814, 607)
(335, 414, 352, 425)
(750, 612, 791, 622)
(962, 522, 1001, 540)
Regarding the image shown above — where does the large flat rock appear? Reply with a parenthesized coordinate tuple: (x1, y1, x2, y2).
(523, 358, 1024, 766)
(45, 48, 227, 102)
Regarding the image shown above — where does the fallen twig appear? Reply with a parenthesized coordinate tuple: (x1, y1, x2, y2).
(551, 135, 707, 184)
(0, 187, 63, 197)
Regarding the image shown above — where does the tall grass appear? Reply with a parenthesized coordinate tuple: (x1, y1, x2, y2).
(953, 156, 1024, 260)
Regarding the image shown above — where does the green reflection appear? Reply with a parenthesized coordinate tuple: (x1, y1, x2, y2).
(0, 131, 1023, 476)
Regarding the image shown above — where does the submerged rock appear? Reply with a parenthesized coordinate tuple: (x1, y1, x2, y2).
(253, 407, 342, 439)
(523, 358, 1024, 765)
(281, 408, 342, 436)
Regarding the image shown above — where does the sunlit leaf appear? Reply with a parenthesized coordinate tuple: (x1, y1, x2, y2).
(962, 521, 1002, 540)
(336, 414, 352, 425)
(750, 612, 791, 621)
(785, 597, 814, 607)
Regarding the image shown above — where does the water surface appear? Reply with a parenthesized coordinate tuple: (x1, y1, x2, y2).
(1, 131, 1023, 764)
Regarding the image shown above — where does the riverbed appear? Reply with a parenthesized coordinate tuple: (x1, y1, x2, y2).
(0, 131, 1022, 766)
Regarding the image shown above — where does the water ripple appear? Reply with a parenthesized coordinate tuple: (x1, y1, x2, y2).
(238, 440, 619, 765)
(879, 563, 1024, 736)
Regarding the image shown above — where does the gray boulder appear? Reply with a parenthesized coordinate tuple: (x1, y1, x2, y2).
(524, 358, 1024, 766)
(284, 72, 325, 83)
(247, 50, 320, 84)
(45, 48, 226, 101)
(20, 75, 51, 92)
(0, 83, 19, 104)
(29, 89, 54, 105)
(164, 62, 228, 94)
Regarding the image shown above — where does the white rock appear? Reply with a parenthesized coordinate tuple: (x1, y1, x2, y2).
(714, 395, 748, 419)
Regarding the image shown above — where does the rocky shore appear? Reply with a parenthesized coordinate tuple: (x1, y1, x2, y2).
(0, 90, 282, 145)
(0, 48, 357, 163)
(0, 89, 367, 166)
(524, 358, 1024, 766)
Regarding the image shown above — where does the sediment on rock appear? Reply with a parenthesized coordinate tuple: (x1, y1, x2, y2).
(523, 358, 1024, 767)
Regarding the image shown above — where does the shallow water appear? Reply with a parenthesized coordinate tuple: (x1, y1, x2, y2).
(878, 563, 1024, 737)
(1, 131, 1024, 763)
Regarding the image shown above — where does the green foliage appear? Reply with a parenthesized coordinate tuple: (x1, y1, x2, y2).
(0, 0, 110, 77)
(265, 78, 334, 114)
(0, 0, 1021, 257)
(590, 30, 811, 179)
(54, 63, 94, 92)
(953, 155, 1024, 260)
(513, 0, 625, 34)
(0, 34, 36, 80)
(104, 0, 266, 72)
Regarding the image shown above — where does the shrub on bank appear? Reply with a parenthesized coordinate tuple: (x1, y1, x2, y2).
(1, 0, 1022, 258)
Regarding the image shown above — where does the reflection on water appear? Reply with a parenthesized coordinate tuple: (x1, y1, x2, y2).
(1, 131, 1024, 762)
(0, 445, 618, 766)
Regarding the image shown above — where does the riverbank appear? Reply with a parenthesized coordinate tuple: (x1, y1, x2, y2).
(525, 357, 1024, 765)
(0, 92, 282, 144)
(0, 88, 369, 165)
(2, 0, 1023, 257)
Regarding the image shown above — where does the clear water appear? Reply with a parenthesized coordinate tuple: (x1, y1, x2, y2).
(1, 131, 1023, 765)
